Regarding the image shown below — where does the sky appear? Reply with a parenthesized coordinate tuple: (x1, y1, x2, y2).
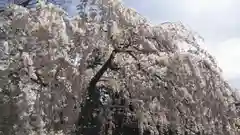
(66, 0, 240, 88)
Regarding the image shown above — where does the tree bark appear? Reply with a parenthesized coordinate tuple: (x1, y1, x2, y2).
(76, 50, 117, 135)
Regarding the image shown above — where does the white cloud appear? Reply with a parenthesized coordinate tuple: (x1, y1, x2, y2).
(182, 0, 234, 15)
(208, 38, 240, 79)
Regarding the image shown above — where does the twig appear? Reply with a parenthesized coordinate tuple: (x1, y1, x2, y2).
(30, 70, 48, 87)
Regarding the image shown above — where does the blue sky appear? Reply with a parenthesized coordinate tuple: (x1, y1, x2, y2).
(66, 0, 240, 88)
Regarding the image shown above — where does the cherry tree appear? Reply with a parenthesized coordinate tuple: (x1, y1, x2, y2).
(0, 0, 239, 135)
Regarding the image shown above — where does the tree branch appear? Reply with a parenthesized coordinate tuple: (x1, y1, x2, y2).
(88, 49, 117, 90)
(20, 0, 32, 7)
(30, 70, 48, 87)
